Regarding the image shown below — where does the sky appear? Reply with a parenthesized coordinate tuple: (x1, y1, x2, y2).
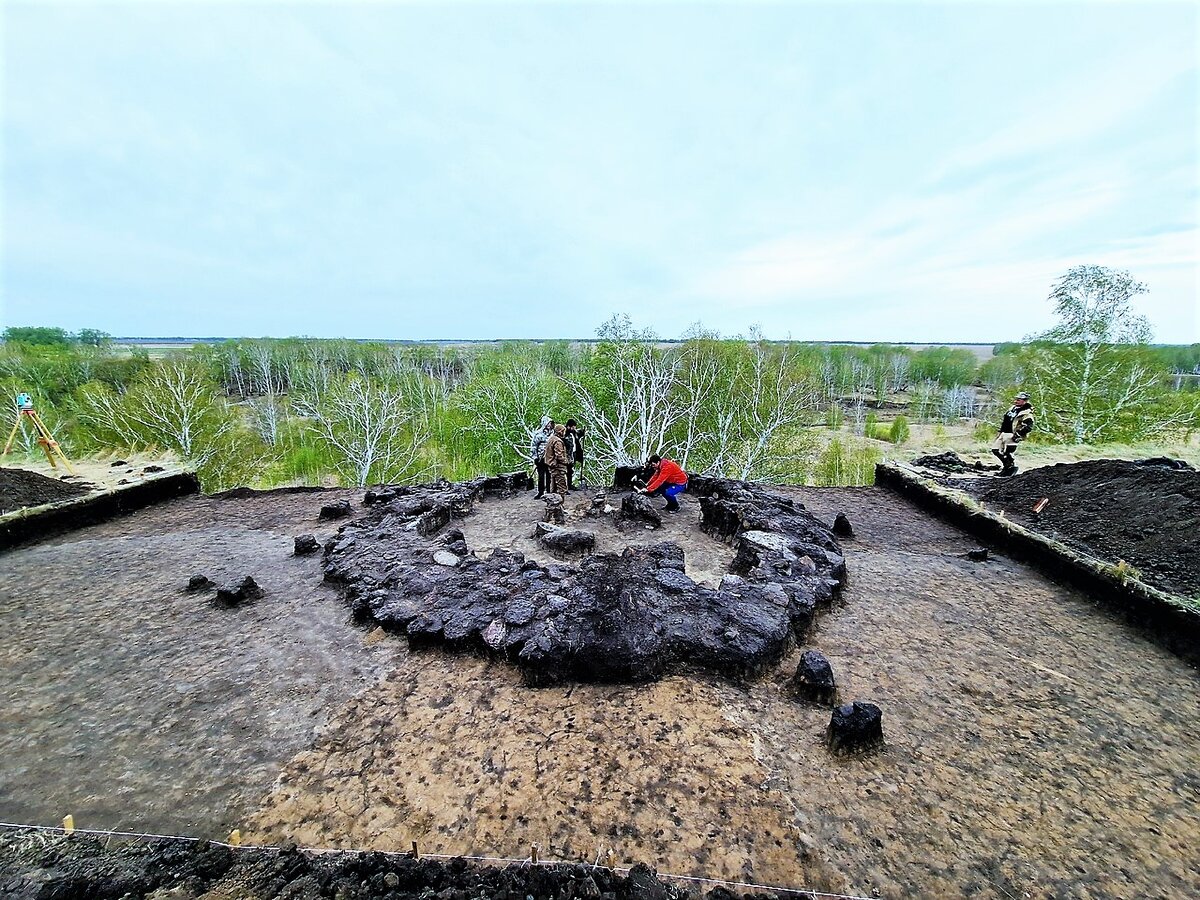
(2, 1, 1197, 342)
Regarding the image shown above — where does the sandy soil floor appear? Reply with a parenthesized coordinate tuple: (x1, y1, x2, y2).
(2, 484, 1196, 899)
(0, 488, 399, 836)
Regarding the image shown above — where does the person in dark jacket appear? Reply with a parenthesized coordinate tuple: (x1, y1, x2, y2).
(564, 420, 580, 489)
(991, 392, 1035, 476)
(636, 454, 688, 511)
(531, 416, 554, 498)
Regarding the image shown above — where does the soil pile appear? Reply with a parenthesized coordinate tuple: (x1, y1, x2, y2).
(0, 468, 90, 514)
(325, 475, 844, 684)
(911, 451, 997, 474)
(956, 458, 1200, 597)
(0, 833, 741, 900)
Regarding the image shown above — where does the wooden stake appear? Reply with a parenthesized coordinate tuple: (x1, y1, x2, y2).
(228, 829, 241, 846)
(1033, 497, 1050, 514)
(411, 840, 419, 860)
(530, 843, 540, 865)
(62, 815, 74, 834)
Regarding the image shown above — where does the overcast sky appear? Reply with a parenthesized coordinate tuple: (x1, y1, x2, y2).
(2, 1, 1197, 342)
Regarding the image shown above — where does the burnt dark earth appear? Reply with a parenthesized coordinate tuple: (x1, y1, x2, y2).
(827, 701, 884, 755)
(791, 649, 838, 706)
(0, 833, 764, 900)
(322, 472, 845, 685)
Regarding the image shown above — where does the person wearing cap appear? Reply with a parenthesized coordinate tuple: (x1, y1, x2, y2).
(991, 392, 1035, 476)
(531, 416, 554, 498)
(636, 454, 688, 511)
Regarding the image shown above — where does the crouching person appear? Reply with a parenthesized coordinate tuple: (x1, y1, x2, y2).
(637, 454, 688, 512)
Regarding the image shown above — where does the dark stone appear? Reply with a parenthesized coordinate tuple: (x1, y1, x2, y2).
(625, 864, 668, 900)
(618, 492, 662, 529)
(542, 495, 566, 526)
(318, 500, 353, 521)
(791, 650, 837, 705)
(612, 465, 652, 491)
(214, 576, 264, 607)
(967, 548, 989, 562)
(142, 465, 165, 474)
(540, 528, 596, 557)
(1135, 456, 1194, 471)
(832, 513, 855, 538)
(185, 574, 213, 592)
(117, 478, 131, 485)
(294, 534, 320, 556)
(109, 459, 128, 467)
(828, 700, 883, 755)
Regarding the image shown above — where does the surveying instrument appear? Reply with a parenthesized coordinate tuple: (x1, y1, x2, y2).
(2, 393, 76, 474)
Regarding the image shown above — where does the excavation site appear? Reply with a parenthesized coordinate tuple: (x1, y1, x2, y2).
(1, 462, 1197, 900)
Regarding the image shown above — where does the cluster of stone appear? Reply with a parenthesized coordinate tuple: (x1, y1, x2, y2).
(320, 471, 845, 686)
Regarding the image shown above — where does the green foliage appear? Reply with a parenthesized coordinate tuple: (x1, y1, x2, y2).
(1023, 266, 1192, 444)
(3, 326, 71, 346)
(909, 347, 978, 387)
(889, 415, 910, 444)
(825, 403, 844, 429)
(864, 411, 879, 439)
(813, 438, 881, 487)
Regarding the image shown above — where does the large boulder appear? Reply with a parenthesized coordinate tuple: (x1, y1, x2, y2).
(540, 528, 596, 557)
(618, 492, 662, 529)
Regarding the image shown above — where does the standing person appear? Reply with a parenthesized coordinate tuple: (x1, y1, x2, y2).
(564, 420, 579, 490)
(531, 416, 554, 498)
(991, 392, 1035, 476)
(544, 423, 570, 499)
(573, 424, 586, 484)
(637, 454, 688, 512)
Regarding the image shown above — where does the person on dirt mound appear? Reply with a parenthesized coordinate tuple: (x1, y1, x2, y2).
(991, 392, 1035, 476)
(636, 454, 689, 511)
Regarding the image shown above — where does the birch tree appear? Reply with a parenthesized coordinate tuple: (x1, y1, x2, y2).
(294, 374, 429, 486)
(1026, 266, 1184, 442)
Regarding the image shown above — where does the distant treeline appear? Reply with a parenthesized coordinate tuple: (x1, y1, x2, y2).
(3, 317, 1197, 491)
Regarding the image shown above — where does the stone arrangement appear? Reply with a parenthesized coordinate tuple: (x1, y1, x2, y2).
(320, 471, 846, 685)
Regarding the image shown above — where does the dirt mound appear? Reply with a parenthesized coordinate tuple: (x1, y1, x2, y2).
(0, 832, 734, 900)
(324, 475, 844, 684)
(0, 467, 91, 514)
(911, 451, 997, 474)
(959, 459, 1200, 597)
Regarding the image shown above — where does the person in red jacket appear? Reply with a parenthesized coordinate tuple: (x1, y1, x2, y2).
(636, 454, 688, 512)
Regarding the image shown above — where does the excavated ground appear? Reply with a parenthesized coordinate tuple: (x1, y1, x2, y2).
(944, 458, 1200, 598)
(1, 481, 1197, 899)
(0, 467, 90, 513)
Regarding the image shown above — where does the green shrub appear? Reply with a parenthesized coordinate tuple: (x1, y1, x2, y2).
(889, 415, 910, 444)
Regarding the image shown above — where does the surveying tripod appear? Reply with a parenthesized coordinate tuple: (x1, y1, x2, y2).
(2, 393, 76, 474)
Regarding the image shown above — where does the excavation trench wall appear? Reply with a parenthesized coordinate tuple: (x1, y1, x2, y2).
(0, 471, 201, 551)
(875, 462, 1200, 665)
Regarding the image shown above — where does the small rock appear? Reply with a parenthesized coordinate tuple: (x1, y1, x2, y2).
(318, 500, 353, 521)
(109, 459, 128, 467)
(832, 513, 854, 538)
(142, 464, 165, 474)
(828, 700, 883, 755)
(966, 548, 989, 562)
(214, 576, 263, 607)
(185, 574, 213, 592)
(383, 873, 400, 889)
(117, 478, 131, 485)
(433, 550, 460, 567)
(293, 534, 320, 556)
(540, 528, 596, 556)
(791, 650, 837, 706)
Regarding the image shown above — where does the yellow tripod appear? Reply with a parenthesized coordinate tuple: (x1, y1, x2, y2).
(3, 395, 76, 474)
